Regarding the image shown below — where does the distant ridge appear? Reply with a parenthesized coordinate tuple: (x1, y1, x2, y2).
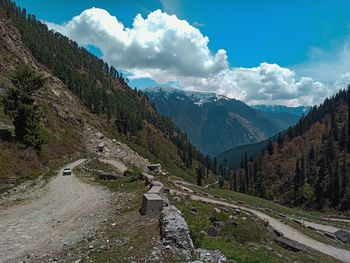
(145, 87, 303, 155)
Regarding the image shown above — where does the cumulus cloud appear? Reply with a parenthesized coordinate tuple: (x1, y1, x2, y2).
(294, 37, 350, 84)
(45, 7, 345, 106)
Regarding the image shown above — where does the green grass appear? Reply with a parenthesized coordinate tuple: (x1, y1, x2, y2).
(196, 186, 350, 230)
(175, 197, 339, 263)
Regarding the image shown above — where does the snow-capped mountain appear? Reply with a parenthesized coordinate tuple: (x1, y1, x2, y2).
(144, 87, 304, 155)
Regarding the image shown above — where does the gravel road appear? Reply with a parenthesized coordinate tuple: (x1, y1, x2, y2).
(99, 158, 127, 173)
(170, 187, 350, 262)
(0, 159, 111, 263)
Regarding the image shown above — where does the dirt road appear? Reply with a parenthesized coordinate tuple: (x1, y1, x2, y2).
(170, 188, 350, 262)
(0, 159, 110, 263)
(99, 158, 127, 174)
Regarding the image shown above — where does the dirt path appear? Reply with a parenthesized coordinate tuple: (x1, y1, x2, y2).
(99, 158, 128, 173)
(170, 188, 350, 262)
(0, 159, 111, 263)
(293, 218, 345, 233)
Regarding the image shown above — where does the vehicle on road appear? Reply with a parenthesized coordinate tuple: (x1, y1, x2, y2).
(62, 167, 72, 176)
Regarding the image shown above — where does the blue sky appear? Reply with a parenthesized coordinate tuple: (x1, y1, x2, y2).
(14, 0, 350, 106)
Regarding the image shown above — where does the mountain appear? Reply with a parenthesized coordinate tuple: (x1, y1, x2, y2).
(252, 105, 311, 117)
(0, 1, 216, 190)
(144, 87, 302, 155)
(226, 88, 350, 211)
(216, 139, 269, 168)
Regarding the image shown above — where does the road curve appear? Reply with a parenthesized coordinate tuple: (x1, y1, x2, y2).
(170, 188, 350, 262)
(99, 158, 127, 174)
(0, 159, 110, 263)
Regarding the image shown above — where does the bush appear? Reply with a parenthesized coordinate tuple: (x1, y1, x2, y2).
(124, 168, 142, 182)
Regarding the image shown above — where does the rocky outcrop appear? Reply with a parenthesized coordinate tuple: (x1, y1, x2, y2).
(159, 205, 227, 262)
(160, 205, 194, 253)
(85, 128, 151, 171)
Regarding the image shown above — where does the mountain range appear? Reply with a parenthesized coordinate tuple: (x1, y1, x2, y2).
(145, 87, 307, 155)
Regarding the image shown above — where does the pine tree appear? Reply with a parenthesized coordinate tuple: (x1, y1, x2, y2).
(2, 65, 44, 150)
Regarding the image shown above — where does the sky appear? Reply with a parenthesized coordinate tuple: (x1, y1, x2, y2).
(14, 0, 350, 106)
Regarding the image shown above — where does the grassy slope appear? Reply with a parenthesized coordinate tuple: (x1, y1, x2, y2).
(0, 102, 85, 192)
(174, 197, 339, 263)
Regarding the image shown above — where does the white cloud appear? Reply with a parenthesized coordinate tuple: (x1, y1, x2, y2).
(294, 37, 350, 84)
(45, 7, 347, 106)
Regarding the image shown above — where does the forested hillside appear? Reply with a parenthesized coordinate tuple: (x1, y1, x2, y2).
(0, 0, 216, 184)
(224, 87, 350, 211)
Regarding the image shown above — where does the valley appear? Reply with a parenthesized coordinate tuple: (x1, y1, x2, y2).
(0, 1, 349, 263)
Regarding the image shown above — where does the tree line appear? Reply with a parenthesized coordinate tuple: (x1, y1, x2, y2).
(219, 87, 350, 211)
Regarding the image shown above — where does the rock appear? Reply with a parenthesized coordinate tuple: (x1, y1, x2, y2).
(195, 248, 227, 263)
(221, 207, 229, 213)
(207, 227, 218, 237)
(97, 172, 119, 180)
(160, 205, 194, 251)
(95, 132, 104, 139)
(334, 230, 350, 243)
(214, 208, 221, 213)
(147, 163, 162, 174)
(278, 213, 287, 218)
(275, 236, 314, 254)
(234, 208, 241, 214)
(190, 207, 197, 213)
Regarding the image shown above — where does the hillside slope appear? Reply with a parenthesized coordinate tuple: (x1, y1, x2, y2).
(229, 87, 350, 211)
(0, 1, 216, 190)
(145, 87, 301, 155)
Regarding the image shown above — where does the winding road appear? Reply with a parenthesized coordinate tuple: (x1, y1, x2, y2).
(0, 159, 111, 263)
(170, 182, 350, 262)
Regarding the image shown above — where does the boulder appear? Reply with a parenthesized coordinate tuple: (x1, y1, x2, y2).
(147, 163, 162, 174)
(213, 208, 221, 213)
(334, 230, 350, 243)
(95, 132, 104, 139)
